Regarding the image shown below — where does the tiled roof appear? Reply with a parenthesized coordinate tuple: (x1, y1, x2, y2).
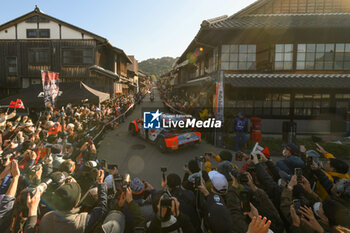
(206, 14, 350, 29)
(225, 73, 350, 88)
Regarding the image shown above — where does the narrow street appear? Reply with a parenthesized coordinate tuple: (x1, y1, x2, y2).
(97, 89, 224, 188)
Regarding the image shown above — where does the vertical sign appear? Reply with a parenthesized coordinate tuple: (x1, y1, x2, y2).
(214, 71, 224, 147)
(41, 71, 59, 107)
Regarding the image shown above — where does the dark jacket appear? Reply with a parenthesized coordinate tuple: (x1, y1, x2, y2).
(24, 182, 108, 233)
(146, 213, 194, 233)
(170, 187, 200, 232)
(255, 163, 282, 208)
(225, 186, 248, 233)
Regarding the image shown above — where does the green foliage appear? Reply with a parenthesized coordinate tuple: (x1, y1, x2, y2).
(139, 57, 177, 78)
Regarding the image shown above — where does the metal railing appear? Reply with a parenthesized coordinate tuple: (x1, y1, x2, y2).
(92, 103, 135, 141)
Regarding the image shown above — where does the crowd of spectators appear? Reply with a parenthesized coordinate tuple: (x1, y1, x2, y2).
(0, 90, 349, 233)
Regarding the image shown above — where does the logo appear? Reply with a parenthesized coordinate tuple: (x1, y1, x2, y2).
(143, 109, 162, 129)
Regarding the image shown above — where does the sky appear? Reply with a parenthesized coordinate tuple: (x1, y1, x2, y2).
(0, 0, 256, 61)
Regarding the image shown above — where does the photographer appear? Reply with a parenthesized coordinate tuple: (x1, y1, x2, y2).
(280, 175, 321, 233)
(24, 169, 108, 233)
(276, 144, 305, 176)
(147, 191, 194, 233)
(311, 144, 350, 200)
(162, 173, 200, 233)
(0, 160, 20, 229)
(248, 152, 282, 209)
(197, 171, 233, 233)
(114, 186, 146, 233)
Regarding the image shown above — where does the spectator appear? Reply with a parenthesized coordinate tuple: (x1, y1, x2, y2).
(276, 143, 305, 176)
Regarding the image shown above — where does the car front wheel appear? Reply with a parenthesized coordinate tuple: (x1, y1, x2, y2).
(129, 123, 137, 136)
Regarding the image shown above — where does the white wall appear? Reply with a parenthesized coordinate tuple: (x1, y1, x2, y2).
(0, 26, 16, 39)
(17, 21, 37, 39)
(0, 17, 95, 40)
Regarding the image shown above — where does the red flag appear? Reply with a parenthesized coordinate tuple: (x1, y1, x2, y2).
(15, 99, 25, 109)
(8, 101, 16, 108)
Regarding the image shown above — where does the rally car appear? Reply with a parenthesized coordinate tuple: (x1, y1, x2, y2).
(128, 115, 201, 152)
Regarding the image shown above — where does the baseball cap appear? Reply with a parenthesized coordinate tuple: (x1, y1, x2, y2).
(208, 171, 228, 194)
(130, 177, 145, 195)
(54, 182, 81, 211)
(285, 143, 300, 155)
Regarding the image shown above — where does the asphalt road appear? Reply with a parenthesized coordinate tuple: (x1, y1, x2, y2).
(98, 89, 349, 189)
(97, 88, 230, 188)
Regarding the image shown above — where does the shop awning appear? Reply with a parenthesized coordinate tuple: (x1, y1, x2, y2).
(225, 73, 350, 89)
(175, 76, 214, 88)
(0, 81, 110, 108)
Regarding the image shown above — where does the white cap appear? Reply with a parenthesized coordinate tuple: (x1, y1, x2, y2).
(67, 123, 75, 129)
(208, 171, 228, 193)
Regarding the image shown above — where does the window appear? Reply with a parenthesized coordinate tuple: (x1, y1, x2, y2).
(221, 44, 256, 70)
(62, 48, 93, 65)
(297, 43, 350, 70)
(6, 57, 17, 74)
(275, 44, 293, 70)
(114, 56, 118, 74)
(334, 43, 350, 70)
(26, 16, 49, 23)
(26, 29, 50, 38)
(294, 93, 330, 116)
(28, 49, 50, 65)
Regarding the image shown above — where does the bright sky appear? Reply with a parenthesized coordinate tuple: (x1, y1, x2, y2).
(1, 0, 256, 61)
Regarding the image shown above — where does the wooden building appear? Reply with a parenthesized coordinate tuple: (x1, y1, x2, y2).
(0, 6, 132, 99)
(173, 0, 350, 135)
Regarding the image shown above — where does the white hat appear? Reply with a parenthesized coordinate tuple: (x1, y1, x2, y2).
(67, 123, 75, 129)
(208, 171, 228, 193)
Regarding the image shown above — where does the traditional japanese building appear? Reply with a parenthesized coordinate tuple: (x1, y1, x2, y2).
(0, 6, 132, 98)
(173, 0, 350, 135)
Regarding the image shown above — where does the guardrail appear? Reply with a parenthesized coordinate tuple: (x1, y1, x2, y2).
(92, 103, 135, 141)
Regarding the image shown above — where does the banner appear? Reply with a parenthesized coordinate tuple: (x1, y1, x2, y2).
(214, 81, 224, 122)
(41, 71, 59, 107)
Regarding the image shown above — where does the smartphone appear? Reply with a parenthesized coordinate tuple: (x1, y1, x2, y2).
(295, 168, 302, 184)
(240, 190, 251, 212)
(293, 199, 301, 215)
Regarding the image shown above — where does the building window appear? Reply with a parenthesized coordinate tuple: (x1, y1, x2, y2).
(294, 93, 330, 116)
(28, 49, 50, 65)
(221, 44, 256, 70)
(114, 57, 118, 74)
(297, 43, 350, 70)
(26, 29, 50, 38)
(334, 43, 350, 70)
(275, 44, 293, 70)
(6, 57, 17, 75)
(26, 16, 49, 23)
(62, 48, 93, 65)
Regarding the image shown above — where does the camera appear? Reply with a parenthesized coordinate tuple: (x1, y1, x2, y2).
(29, 178, 53, 197)
(238, 173, 249, 184)
(122, 173, 131, 191)
(160, 191, 173, 207)
(240, 190, 251, 212)
(194, 176, 201, 188)
(235, 151, 244, 161)
(160, 167, 167, 173)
